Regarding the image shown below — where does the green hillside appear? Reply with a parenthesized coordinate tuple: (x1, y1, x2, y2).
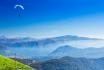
(0, 55, 36, 70)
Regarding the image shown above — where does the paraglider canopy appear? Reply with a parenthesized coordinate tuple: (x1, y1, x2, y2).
(14, 4, 24, 10)
(14, 4, 24, 16)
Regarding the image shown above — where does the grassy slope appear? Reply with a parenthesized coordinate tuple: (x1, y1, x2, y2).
(0, 56, 36, 70)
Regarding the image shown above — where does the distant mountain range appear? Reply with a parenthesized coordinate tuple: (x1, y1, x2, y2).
(49, 45, 104, 58)
(32, 56, 104, 70)
(1, 35, 104, 70)
(0, 35, 103, 59)
(0, 35, 100, 48)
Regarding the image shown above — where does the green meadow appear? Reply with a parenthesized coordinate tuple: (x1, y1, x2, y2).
(0, 55, 36, 70)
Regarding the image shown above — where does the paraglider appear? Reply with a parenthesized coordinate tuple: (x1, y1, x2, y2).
(14, 4, 24, 16)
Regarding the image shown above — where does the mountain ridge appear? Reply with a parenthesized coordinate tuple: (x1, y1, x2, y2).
(32, 56, 104, 70)
(49, 45, 104, 58)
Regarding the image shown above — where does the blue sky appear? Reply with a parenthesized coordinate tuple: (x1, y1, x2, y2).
(0, 0, 104, 38)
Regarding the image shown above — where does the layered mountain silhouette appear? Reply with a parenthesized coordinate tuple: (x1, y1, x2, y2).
(49, 45, 104, 58)
(32, 56, 104, 70)
(0, 35, 100, 48)
(0, 35, 103, 59)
